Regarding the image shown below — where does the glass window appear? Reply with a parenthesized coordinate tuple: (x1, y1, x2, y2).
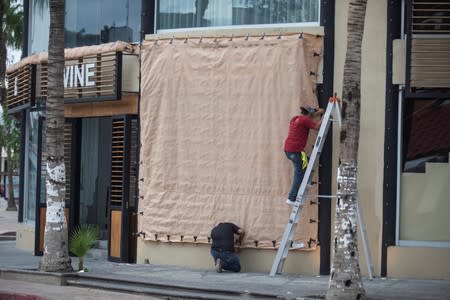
(28, 0, 141, 54)
(24, 111, 40, 222)
(65, 0, 142, 48)
(157, 0, 319, 31)
(29, 0, 50, 54)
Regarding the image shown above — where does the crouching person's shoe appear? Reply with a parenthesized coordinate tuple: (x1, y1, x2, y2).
(215, 258, 222, 273)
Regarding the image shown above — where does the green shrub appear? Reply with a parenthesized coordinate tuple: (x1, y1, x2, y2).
(69, 225, 99, 271)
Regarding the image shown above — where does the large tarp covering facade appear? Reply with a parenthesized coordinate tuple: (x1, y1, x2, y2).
(139, 34, 323, 249)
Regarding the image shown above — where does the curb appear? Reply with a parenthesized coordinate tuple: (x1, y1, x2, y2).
(0, 268, 324, 300)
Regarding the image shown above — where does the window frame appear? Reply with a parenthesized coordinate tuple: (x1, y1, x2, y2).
(154, 0, 321, 34)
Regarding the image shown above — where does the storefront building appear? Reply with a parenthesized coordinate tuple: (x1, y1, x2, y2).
(8, 0, 450, 279)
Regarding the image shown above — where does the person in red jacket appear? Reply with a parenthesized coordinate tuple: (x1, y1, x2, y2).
(284, 106, 324, 204)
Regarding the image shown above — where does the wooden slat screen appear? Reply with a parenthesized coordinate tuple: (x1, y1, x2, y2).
(412, 0, 450, 34)
(38, 63, 48, 98)
(128, 119, 138, 208)
(39, 52, 120, 102)
(111, 119, 125, 207)
(6, 64, 35, 110)
(411, 38, 450, 88)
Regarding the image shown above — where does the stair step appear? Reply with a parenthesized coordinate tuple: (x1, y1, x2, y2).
(86, 248, 107, 259)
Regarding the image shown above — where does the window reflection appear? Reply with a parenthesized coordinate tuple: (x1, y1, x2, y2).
(28, 0, 142, 52)
(65, 0, 141, 48)
(24, 111, 39, 222)
(157, 0, 319, 31)
(29, 0, 50, 54)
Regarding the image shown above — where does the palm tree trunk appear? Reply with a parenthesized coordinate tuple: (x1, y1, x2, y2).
(327, 0, 367, 299)
(6, 148, 17, 211)
(78, 257, 84, 271)
(39, 0, 72, 272)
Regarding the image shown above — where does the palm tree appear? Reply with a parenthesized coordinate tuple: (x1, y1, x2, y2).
(39, 0, 72, 272)
(326, 0, 367, 299)
(0, 0, 5, 103)
(1, 0, 23, 103)
(0, 107, 20, 211)
(0, 0, 23, 211)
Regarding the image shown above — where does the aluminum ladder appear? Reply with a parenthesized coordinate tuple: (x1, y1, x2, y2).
(270, 98, 341, 276)
(270, 97, 375, 279)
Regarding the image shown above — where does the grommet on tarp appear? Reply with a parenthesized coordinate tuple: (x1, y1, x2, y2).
(208, 237, 211, 243)
(299, 32, 304, 39)
(167, 235, 170, 241)
(180, 235, 184, 242)
(134, 231, 146, 238)
(154, 234, 158, 240)
(259, 32, 265, 40)
(308, 238, 316, 248)
(194, 236, 198, 242)
(254, 240, 258, 247)
(272, 240, 276, 247)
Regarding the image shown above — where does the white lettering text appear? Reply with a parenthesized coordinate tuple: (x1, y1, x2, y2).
(63, 63, 96, 88)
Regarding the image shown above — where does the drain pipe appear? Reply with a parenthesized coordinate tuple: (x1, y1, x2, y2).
(395, 0, 406, 246)
(395, 86, 404, 245)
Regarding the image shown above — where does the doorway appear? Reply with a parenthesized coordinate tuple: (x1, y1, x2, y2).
(79, 117, 112, 240)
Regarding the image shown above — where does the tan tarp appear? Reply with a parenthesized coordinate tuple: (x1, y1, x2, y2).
(139, 33, 323, 249)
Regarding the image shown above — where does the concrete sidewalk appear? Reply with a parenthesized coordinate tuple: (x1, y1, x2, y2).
(1, 240, 450, 300)
(0, 196, 17, 236)
(1, 199, 450, 299)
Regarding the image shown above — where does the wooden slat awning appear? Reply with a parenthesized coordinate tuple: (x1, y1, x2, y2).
(412, 0, 450, 34)
(410, 38, 450, 88)
(5, 64, 35, 111)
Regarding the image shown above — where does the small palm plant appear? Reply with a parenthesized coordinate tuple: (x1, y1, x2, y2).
(69, 225, 99, 271)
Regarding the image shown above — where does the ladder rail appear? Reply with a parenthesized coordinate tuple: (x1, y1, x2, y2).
(356, 192, 375, 279)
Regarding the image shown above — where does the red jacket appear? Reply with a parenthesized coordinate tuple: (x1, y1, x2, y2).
(284, 115, 317, 152)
